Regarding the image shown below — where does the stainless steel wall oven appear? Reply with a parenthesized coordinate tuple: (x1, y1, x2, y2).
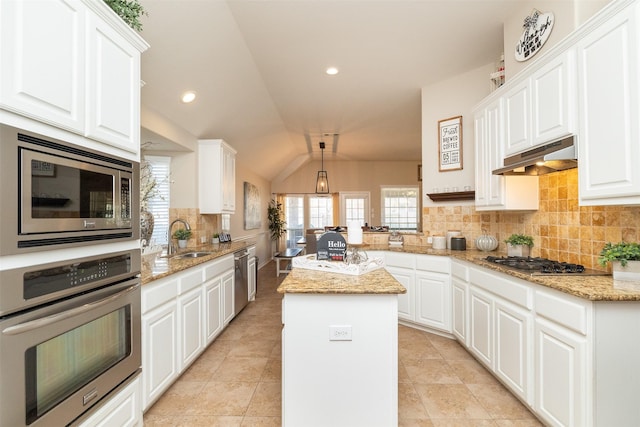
(0, 249, 142, 426)
(0, 124, 139, 255)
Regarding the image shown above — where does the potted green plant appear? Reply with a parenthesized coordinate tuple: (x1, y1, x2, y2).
(268, 199, 286, 252)
(505, 233, 534, 257)
(598, 242, 640, 281)
(172, 228, 192, 248)
(212, 233, 220, 244)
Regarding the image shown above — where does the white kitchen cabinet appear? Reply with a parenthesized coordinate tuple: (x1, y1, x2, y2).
(494, 299, 532, 404)
(178, 287, 204, 371)
(0, 0, 85, 133)
(0, 0, 147, 157)
(576, 1, 640, 206)
(474, 98, 538, 211)
(531, 50, 576, 146)
(85, 12, 142, 153)
(503, 81, 530, 156)
(468, 286, 493, 368)
(76, 375, 142, 427)
(504, 51, 576, 156)
(198, 139, 237, 214)
(534, 317, 586, 427)
(141, 298, 178, 410)
(248, 253, 256, 301)
(451, 260, 470, 345)
(204, 277, 223, 345)
(414, 254, 451, 333)
(385, 251, 416, 323)
(222, 270, 235, 325)
(142, 254, 235, 410)
(386, 266, 414, 321)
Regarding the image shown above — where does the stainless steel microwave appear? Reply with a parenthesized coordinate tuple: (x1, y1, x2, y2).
(0, 125, 139, 254)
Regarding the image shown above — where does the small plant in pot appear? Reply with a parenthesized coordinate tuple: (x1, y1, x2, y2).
(172, 228, 192, 248)
(598, 242, 640, 281)
(505, 234, 534, 257)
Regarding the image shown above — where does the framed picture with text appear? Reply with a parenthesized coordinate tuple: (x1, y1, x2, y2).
(438, 115, 463, 172)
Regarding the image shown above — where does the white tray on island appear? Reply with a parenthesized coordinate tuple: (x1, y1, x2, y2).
(292, 254, 385, 276)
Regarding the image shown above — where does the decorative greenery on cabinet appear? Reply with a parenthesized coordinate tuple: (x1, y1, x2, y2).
(103, 0, 147, 31)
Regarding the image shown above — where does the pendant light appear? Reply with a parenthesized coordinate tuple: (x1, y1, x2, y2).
(315, 141, 329, 194)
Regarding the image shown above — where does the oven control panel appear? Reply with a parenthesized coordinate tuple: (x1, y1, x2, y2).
(23, 254, 132, 300)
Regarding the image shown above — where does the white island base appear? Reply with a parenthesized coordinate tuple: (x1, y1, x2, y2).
(282, 293, 398, 427)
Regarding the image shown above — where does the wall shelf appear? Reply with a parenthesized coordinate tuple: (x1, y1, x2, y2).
(427, 191, 475, 202)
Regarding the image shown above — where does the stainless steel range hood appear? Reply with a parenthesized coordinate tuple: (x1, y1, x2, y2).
(492, 136, 577, 176)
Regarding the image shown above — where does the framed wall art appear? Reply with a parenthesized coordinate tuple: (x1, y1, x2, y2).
(243, 181, 261, 230)
(438, 115, 463, 172)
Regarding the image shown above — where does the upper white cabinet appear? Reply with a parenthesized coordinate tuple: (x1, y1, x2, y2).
(576, 0, 640, 205)
(503, 81, 530, 155)
(531, 51, 576, 146)
(503, 51, 576, 157)
(0, 0, 85, 132)
(198, 139, 237, 214)
(86, 12, 143, 153)
(0, 0, 148, 156)
(474, 98, 539, 211)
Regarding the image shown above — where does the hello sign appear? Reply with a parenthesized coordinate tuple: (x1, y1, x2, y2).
(316, 232, 346, 261)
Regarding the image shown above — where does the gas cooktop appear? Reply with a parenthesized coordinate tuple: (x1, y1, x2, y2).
(484, 256, 610, 276)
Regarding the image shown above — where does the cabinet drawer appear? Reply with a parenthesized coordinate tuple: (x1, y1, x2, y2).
(385, 252, 415, 269)
(203, 255, 234, 281)
(469, 268, 532, 309)
(451, 260, 469, 281)
(535, 289, 589, 335)
(415, 255, 449, 274)
(142, 277, 178, 313)
(179, 269, 204, 294)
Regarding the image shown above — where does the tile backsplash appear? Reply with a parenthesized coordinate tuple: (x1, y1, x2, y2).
(422, 168, 640, 271)
(169, 208, 220, 246)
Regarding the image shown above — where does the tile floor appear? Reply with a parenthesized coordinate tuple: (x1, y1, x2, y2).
(144, 261, 543, 427)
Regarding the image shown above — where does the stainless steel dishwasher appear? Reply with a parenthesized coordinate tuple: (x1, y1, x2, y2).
(234, 249, 249, 315)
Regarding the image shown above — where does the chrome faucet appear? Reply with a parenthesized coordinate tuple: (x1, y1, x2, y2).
(167, 218, 192, 255)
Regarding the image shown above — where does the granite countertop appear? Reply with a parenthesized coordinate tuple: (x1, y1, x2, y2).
(367, 244, 640, 302)
(141, 241, 640, 301)
(276, 267, 406, 295)
(141, 241, 254, 285)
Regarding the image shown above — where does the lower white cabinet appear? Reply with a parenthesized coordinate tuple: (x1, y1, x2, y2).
(204, 277, 223, 344)
(534, 317, 586, 427)
(141, 254, 235, 411)
(222, 271, 234, 325)
(415, 270, 451, 332)
(142, 299, 178, 410)
(386, 266, 415, 322)
(494, 299, 532, 404)
(77, 375, 142, 427)
(386, 252, 451, 333)
(468, 286, 493, 367)
(178, 287, 204, 370)
(248, 252, 256, 301)
(451, 278, 468, 344)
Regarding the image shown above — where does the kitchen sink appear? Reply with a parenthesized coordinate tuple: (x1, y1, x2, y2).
(174, 251, 213, 259)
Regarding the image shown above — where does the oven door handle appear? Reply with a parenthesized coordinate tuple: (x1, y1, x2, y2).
(2, 284, 139, 336)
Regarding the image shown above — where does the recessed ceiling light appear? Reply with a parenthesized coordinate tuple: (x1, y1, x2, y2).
(325, 67, 339, 75)
(181, 91, 196, 103)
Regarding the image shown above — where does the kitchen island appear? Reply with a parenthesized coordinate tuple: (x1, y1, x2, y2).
(277, 267, 405, 427)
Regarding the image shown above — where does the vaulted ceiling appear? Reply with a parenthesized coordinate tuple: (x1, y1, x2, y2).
(139, 1, 521, 180)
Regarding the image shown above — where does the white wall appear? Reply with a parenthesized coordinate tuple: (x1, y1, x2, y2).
(421, 62, 494, 208)
(503, 1, 611, 78)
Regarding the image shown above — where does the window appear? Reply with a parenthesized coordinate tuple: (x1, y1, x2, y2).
(284, 196, 304, 249)
(308, 196, 333, 229)
(143, 155, 170, 245)
(381, 187, 418, 230)
(339, 192, 370, 226)
(282, 195, 335, 248)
